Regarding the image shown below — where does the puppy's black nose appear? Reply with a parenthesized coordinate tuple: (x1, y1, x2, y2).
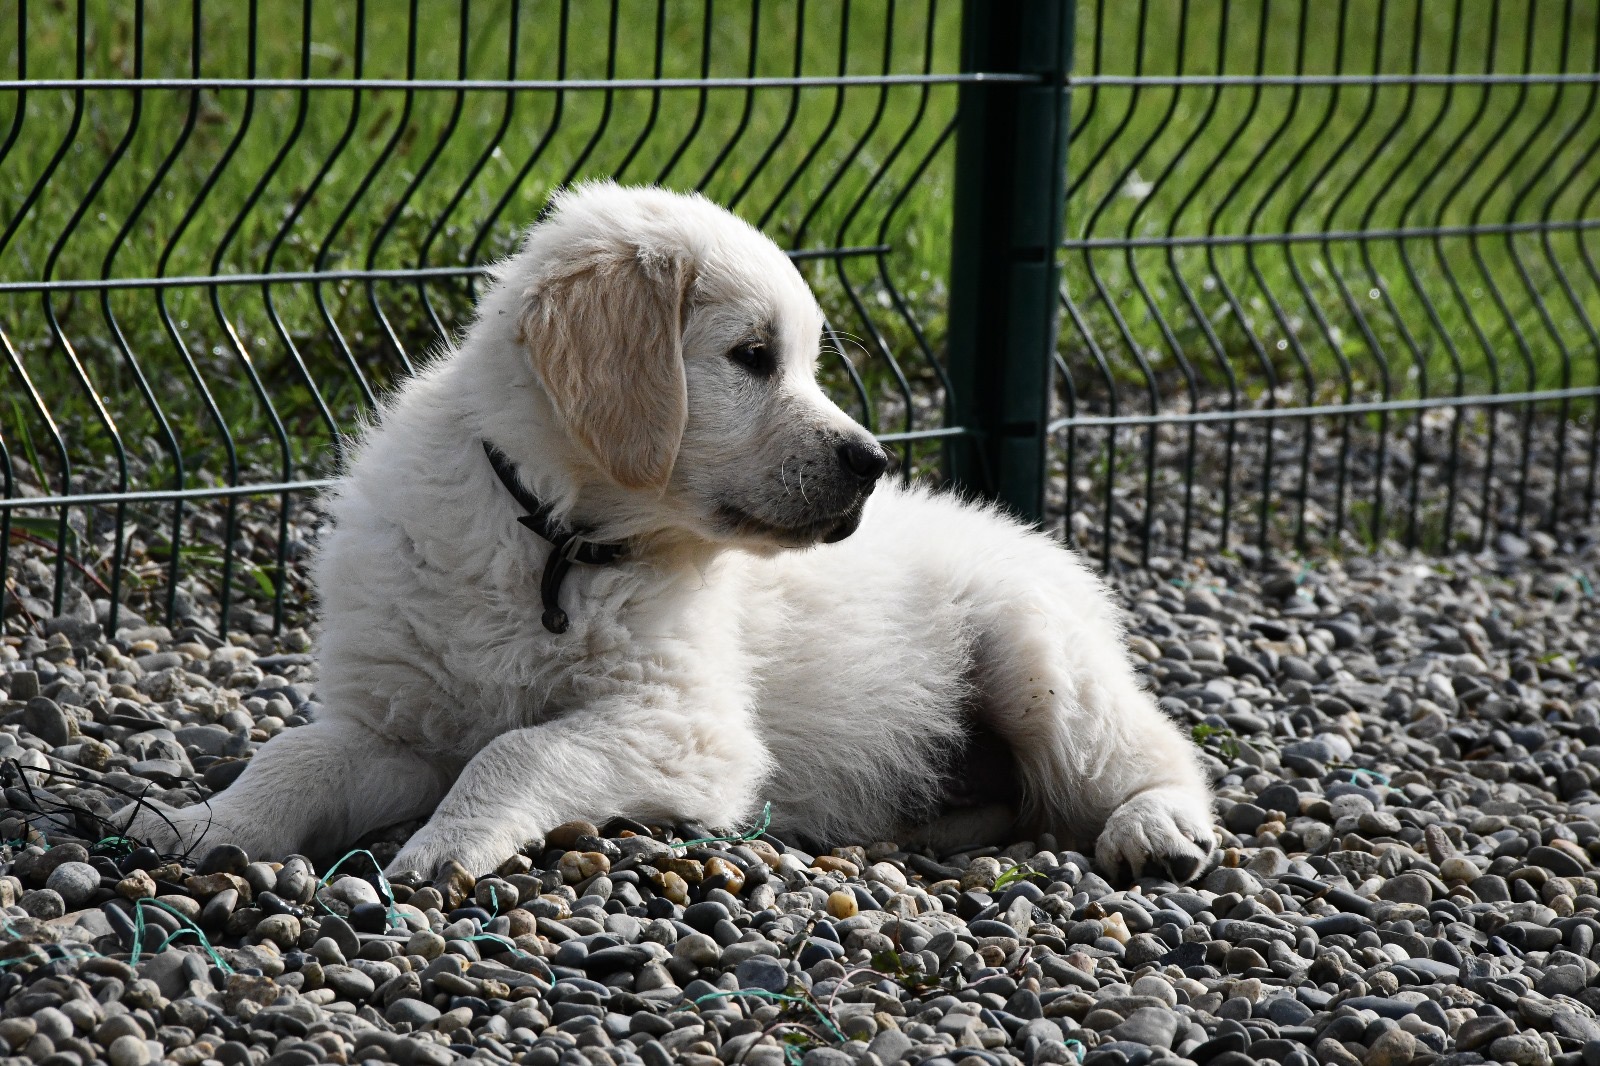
(838, 438, 889, 482)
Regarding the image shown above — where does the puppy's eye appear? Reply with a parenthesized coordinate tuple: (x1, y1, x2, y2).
(728, 341, 773, 377)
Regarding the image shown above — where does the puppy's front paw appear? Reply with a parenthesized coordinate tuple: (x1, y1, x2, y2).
(115, 799, 247, 861)
(388, 821, 522, 880)
(1095, 787, 1217, 885)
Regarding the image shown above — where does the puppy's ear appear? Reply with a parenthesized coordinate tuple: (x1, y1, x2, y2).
(520, 249, 693, 491)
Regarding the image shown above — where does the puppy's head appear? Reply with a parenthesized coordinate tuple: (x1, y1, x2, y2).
(514, 182, 887, 549)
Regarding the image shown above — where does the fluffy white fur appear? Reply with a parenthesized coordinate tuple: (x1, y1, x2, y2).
(124, 183, 1217, 882)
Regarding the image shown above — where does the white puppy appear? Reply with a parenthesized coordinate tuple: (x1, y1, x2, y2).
(126, 183, 1216, 882)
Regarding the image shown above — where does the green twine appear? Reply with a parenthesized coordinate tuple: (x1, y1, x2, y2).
(316, 848, 404, 931)
(1574, 571, 1594, 598)
(128, 898, 233, 974)
(154, 928, 215, 954)
(1064, 1038, 1086, 1063)
(93, 835, 136, 854)
(457, 931, 533, 958)
(0, 942, 99, 969)
(672, 802, 773, 850)
(1348, 768, 1390, 787)
(690, 988, 847, 1044)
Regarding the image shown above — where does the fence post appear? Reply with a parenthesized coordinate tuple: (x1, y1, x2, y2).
(945, 1, 1073, 524)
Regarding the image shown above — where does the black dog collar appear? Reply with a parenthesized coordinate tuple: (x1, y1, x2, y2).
(481, 441, 627, 634)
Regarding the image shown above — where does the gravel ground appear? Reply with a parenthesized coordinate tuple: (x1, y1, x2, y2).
(4, 458, 1600, 1066)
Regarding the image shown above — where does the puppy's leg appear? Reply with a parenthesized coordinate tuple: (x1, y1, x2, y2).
(968, 556, 1215, 882)
(389, 694, 767, 878)
(118, 718, 451, 862)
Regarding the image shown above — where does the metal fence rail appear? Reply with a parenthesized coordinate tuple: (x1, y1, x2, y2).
(1053, 0, 1600, 566)
(3, 0, 1599, 638)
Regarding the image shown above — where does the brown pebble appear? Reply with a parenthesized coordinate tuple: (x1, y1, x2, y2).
(659, 871, 690, 905)
(503, 909, 537, 938)
(116, 870, 157, 900)
(1065, 952, 1096, 973)
(220, 973, 280, 1013)
(408, 886, 445, 912)
(743, 840, 782, 870)
(184, 872, 252, 902)
(826, 890, 858, 918)
(557, 851, 611, 883)
(662, 857, 704, 883)
(812, 855, 859, 877)
(496, 854, 534, 877)
(545, 820, 600, 851)
(704, 856, 745, 895)
(433, 860, 475, 911)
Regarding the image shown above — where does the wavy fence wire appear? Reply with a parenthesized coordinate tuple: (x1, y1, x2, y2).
(1053, 0, 1600, 567)
(0, 0, 974, 636)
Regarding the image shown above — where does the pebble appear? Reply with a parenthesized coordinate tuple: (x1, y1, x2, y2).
(1376, 872, 1432, 905)
(1111, 1008, 1178, 1049)
(22, 696, 72, 746)
(1489, 1034, 1553, 1066)
(387, 999, 443, 1027)
(734, 955, 789, 993)
(1365, 1028, 1416, 1066)
(407, 929, 447, 959)
(4, 479, 1600, 1066)
(254, 913, 300, 947)
(18, 887, 64, 918)
(826, 889, 858, 918)
(107, 1034, 153, 1066)
(44, 860, 100, 907)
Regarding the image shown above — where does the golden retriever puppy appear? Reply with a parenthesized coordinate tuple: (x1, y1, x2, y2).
(124, 183, 1216, 882)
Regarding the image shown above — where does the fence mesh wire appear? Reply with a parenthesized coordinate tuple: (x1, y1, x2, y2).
(1053, 0, 1600, 568)
(1, 0, 966, 635)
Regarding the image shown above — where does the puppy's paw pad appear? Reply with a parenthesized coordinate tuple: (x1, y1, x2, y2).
(1096, 788, 1216, 885)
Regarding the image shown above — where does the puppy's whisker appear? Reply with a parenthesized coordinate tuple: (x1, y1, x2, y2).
(826, 329, 873, 359)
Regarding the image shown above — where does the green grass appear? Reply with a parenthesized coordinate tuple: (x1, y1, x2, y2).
(3, 0, 1597, 508)
(1060, 0, 1600, 410)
